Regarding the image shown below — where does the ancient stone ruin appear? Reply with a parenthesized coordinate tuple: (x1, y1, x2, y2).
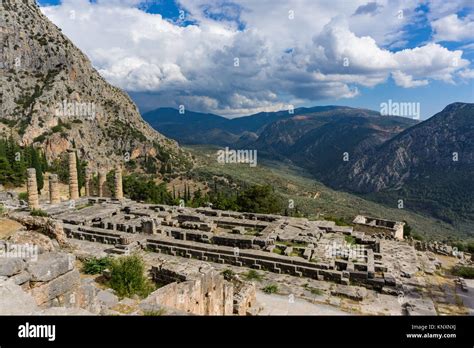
(5, 164, 470, 316)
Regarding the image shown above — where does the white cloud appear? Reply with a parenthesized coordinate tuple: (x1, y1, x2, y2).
(392, 71, 428, 87)
(40, 0, 472, 116)
(432, 14, 474, 42)
(458, 68, 474, 79)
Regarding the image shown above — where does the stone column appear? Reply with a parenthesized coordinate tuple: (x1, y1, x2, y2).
(85, 166, 91, 196)
(49, 174, 60, 204)
(68, 151, 79, 200)
(98, 169, 106, 197)
(27, 168, 39, 210)
(114, 165, 123, 200)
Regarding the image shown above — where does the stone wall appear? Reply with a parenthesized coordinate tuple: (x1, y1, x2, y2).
(149, 264, 234, 315)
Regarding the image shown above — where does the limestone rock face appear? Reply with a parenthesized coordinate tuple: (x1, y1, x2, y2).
(9, 215, 69, 247)
(7, 229, 57, 253)
(0, 0, 191, 171)
(344, 103, 474, 193)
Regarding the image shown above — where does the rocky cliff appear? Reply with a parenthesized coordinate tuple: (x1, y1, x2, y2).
(0, 0, 191, 170)
(345, 102, 474, 192)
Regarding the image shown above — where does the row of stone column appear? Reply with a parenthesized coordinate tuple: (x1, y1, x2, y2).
(26, 151, 123, 209)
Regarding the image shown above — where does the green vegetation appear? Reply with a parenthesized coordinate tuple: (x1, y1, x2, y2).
(272, 246, 283, 255)
(222, 269, 235, 281)
(18, 192, 28, 201)
(82, 257, 113, 275)
(0, 137, 47, 189)
(208, 184, 282, 214)
(451, 266, 474, 279)
(345, 235, 356, 245)
(235, 185, 281, 214)
(244, 270, 263, 282)
(143, 309, 166, 316)
(325, 216, 351, 226)
(52, 120, 72, 132)
(452, 241, 474, 253)
(30, 209, 48, 217)
(108, 255, 155, 298)
(121, 174, 174, 205)
(306, 286, 324, 296)
(262, 284, 278, 294)
(304, 283, 324, 295)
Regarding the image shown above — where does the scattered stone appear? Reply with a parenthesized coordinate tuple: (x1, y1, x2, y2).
(331, 285, 367, 301)
(97, 289, 119, 308)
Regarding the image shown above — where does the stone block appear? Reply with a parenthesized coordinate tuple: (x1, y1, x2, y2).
(27, 252, 75, 282)
(30, 269, 80, 305)
(0, 257, 26, 276)
(10, 271, 30, 285)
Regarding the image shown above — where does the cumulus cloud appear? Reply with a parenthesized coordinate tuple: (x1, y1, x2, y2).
(432, 14, 474, 42)
(40, 0, 472, 116)
(392, 71, 428, 88)
(458, 68, 474, 79)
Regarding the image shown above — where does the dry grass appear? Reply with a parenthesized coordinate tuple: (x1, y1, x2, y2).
(0, 218, 23, 239)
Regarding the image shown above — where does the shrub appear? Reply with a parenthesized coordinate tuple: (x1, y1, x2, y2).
(244, 269, 263, 281)
(222, 269, 235, 281)
(262, 284, 278, 294)
(82, 257, 113, 275)
(30, 209, 48, 217)
(345, 235, 356, 245)
(304, 285, 324, 295)
(411, 232, 424, 241)
(108, 255, 155, 298)
(18, 192, 28, 201)
(451, 266, 474, 279)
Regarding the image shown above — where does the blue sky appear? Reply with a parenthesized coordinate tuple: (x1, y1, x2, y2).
(38, 0, 474, 118)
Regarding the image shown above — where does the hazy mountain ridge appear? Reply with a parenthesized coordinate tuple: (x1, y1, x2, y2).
(142, 105, 359, 146)
(0, 0, 190, 170)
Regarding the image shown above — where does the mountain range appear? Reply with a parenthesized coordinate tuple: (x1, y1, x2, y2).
(144, 103, 474, 229)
